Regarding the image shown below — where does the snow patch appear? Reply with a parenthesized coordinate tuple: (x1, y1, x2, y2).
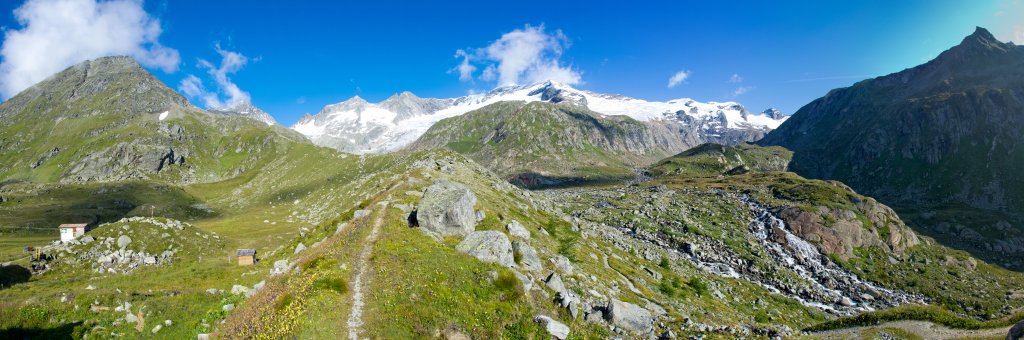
(158, 111, 169, 121)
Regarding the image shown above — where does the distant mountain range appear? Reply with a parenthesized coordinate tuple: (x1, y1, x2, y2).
(291, 81, 788, 154)
(759, 27, 1024, 269)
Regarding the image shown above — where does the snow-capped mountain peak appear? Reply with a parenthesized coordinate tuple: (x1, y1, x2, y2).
(291, 81, 787, 154)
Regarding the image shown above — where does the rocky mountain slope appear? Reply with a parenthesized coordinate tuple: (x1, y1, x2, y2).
(407, 100, 698, 187)
(209, 102, 278, 126)
(292, 81, 787, 154)
(758, 27, 1024, 269)
(0, 56, 304, 186)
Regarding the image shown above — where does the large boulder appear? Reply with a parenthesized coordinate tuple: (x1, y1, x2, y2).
(512, 240, 543, 272)
(117, 235, 132, 249)
(534, 315, 570, 339)
(606, 299, 653, 335)
(416, 180, 478, 237)
(544, 272, 566, 294)
(1009, 319, 1024, 340)
(455, 231, 514, 267)
(506, 220, 530, 239)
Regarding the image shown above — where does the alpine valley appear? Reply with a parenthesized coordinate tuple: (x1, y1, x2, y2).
(1, 28, 1023, 340)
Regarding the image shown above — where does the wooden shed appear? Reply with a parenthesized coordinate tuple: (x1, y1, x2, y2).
(236, 249, 256, 266)
(58, 223, 88, 242)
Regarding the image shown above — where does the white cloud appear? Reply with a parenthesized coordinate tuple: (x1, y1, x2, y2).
(454, 24, 582, 86)
(0, 0, 179, 98)
(179, 44, 251, 109)
(667, 70, 690, 88)
(732, 86, 753, 97)
(178, 74, 205, 98)
(451, 49, 476, 81)
(729, 74, 744, 83)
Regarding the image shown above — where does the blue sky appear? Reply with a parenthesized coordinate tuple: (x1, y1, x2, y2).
(0, 0, 1019, 126)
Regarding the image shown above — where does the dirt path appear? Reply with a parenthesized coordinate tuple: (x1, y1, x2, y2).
(345, 202, 387, 340)
(811, 320, 1011, 339)
(603, 253, 642, 294)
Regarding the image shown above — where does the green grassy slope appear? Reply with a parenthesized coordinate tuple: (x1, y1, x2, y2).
(408, 101, 682, 187)
(648, 143, 792, 177)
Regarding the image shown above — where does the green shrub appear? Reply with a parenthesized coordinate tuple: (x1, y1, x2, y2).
(688, 277, 709, 296)
(314, 276, 347, 294)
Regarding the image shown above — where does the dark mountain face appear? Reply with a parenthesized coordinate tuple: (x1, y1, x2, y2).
(758, 27, 1024, 269)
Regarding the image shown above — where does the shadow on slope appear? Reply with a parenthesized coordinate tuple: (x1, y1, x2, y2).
(0, 181, 217, 230)
(0, 322, 82, 339)
(0, 264, 30, 289)
(508, 171, 633, 190)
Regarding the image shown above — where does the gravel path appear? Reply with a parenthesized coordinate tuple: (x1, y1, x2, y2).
(811, 320, 1011, 339)
(345, 203, 386, 340)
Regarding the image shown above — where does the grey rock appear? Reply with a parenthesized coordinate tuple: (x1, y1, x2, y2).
(1008, 319, 1024, 340)
(116, 235, 132, 249)
(545, 273, 566, 294)
(455, 231, 514, 268)
(512, 240, 543, 272)
(197, 334, 210, 340)
(151, 324, 162, 333)
(253, 280, 265, 291)
(643, 266, 662, 280)
(606, 299, 654, 334)
(416, 180, 478, 237)
(222, 304, 235, 311)
(551, 255, 574, 275)
(568, 300, 581, 320)
(125, 311, 138, 324)
(585, 310, 604, 324)
(230, 285, 250, 295)
(273, 260, 291, 274)
(353, 209, 372, 219)
(81, 235, 95, 244)
(506, 220, 530, 239)
(144, 256, 157, 265)
(513, 270, 533, 291)
(534, 315, 570, 340)
(476, 210, 486, 221)
(294, 243, 306, 254)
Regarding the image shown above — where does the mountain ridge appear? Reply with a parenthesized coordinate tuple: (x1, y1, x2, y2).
(292, 81, 788, 154)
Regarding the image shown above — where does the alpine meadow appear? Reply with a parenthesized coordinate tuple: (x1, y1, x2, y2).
(1, 1, 1024, 339)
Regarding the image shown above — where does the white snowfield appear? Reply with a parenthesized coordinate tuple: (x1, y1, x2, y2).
(158, 111, 169, 121)
(291, 81, 788, 154)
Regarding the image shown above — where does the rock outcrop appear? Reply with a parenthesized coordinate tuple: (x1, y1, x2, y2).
(534, 315, 570, 339)
(455, 231, 514, 268)
(511, 240, 542, 272)
(416, 180, 478, 237)
(606, 299, 653, 335)
(777, 194, 920, 259)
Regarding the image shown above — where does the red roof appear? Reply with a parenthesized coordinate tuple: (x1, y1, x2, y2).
(58, 223, 88, 228)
